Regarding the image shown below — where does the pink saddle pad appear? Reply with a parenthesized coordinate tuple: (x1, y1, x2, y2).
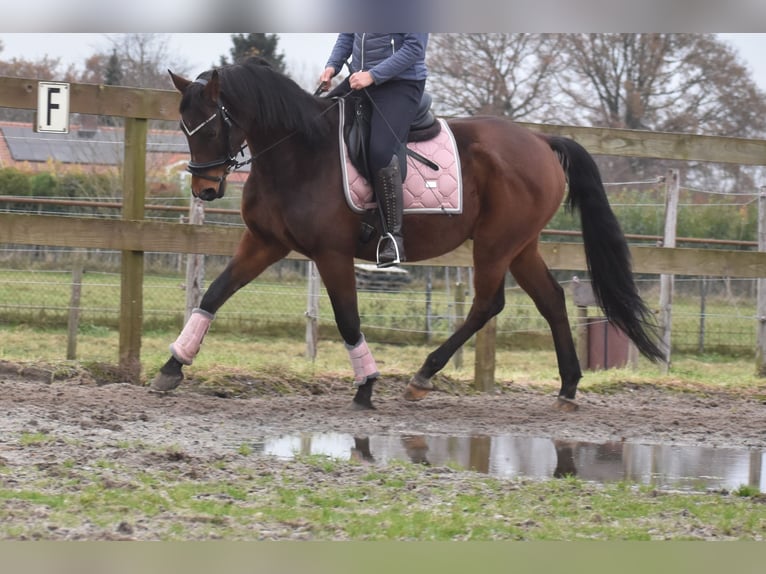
(338, 99, 462, 215)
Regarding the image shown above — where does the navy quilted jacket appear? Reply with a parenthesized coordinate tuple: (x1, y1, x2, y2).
(325, 33, 428, 84)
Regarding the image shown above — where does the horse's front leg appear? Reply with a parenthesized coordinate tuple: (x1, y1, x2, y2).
(314, 254, 378, 410)
(150, 231, 288, 392)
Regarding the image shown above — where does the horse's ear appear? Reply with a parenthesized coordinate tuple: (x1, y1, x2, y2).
(168, 70, 191, 93)
(204, 69, 221, 104)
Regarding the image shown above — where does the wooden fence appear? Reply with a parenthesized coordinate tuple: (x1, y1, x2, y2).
(1, 76, 766, 382)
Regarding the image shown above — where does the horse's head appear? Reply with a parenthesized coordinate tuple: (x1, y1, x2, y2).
(169, 69, 247, 201)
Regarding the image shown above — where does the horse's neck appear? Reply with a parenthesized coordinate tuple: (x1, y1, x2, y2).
(253, 104, 337, 155)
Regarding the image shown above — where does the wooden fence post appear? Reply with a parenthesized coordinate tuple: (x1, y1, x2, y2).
(474, 316, 496, 393)
(756, 187, 766, 376)
(119, 117, 147, 382)
(571, 276, 596, 371)
(659, 169, 679, 373)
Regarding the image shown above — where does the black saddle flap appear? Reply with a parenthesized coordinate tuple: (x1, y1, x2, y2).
(345, 93, 372, 182)
(340, 90, 441, 182)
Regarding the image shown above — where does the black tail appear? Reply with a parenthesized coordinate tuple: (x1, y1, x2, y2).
(547, 136, 665, 362)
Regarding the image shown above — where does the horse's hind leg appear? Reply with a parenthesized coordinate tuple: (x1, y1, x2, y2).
(509, 246, 582, 410)
(150, 231, 288, 392)
(405, 259, 507, 401)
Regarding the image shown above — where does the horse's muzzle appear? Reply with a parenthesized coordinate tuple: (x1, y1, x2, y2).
(190, 175, 226, 201)
(197, 187, 223, 201)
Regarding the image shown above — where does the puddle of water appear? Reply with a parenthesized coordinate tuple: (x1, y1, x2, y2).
(249, 433, 765, 492)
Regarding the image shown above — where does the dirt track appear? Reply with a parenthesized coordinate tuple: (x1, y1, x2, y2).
(1, 360, 765, 540)
(2, 360, 765, 455)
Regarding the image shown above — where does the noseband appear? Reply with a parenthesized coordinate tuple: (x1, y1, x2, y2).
(181, 79, 250, 184)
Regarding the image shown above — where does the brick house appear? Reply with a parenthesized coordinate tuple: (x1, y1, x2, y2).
(0, 119, 250, 186)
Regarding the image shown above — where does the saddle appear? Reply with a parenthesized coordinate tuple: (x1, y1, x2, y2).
(340, 90, 442, 182)
(327, 83, 463, 236)
(339, 103, 463, 217)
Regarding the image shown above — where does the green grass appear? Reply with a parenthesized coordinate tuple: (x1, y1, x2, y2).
(1, 449, 765, 541)
(1, 322, 765, 395)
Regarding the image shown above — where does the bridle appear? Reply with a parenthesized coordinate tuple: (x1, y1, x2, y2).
(181, 78, 251, 184)
(180, 76, 343, 185)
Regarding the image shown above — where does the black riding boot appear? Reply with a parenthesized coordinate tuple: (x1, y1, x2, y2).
(375, 156, 406, 268)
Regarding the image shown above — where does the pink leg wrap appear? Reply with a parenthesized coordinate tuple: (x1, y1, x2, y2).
(346, 334, 379, 387)
(169, 308, 214, 365)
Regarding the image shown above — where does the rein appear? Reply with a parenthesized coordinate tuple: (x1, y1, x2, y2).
(183, 67, 428, 186)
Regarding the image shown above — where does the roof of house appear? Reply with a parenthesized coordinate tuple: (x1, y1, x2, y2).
(0, 121, 252, 185)
(0, 123, 189, 166)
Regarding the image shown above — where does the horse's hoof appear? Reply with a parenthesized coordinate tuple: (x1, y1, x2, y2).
(554, 396, 579, 412)
(403, 383, 430, 402)
(351, 398, 376, 410)
(409, 373, 434, 389)
(149, 371, 183, 393)
(403, 373, 433, 401)
(351, 380, 375, 410)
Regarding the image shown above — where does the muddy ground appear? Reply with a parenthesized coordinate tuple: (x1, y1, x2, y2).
(1, 359, 764, 451)
(1, 359, 765, 540)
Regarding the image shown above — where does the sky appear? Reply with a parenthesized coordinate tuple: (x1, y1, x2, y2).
(1, 33, 766, 92)
(0, 33, 338, 89)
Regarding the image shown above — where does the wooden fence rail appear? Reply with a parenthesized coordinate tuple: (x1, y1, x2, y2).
(2, 75, 766, 382)
(1, 212, 766, 277)
(0, 195, 760, 248)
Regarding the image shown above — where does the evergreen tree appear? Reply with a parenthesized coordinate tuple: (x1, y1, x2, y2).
(219, 33, 286, 73)
(104, 49, 122, 86)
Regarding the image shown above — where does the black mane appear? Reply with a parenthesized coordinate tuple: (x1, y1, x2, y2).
(199, 57, 332, 145)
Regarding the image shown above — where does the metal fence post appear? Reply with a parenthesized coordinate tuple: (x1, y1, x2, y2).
(305, 261, 320, 359)
(66, 258, 83, 360)
(452, 268, 467, 370)
(184, 192, 205, 322)
(659, 169, 679, 373)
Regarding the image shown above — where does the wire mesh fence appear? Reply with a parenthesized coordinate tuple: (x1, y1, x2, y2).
(0, 245, 761, 365)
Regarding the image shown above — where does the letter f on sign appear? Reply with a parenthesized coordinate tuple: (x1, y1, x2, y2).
(47, 87, 60, 125)
(37, 82, 70, 133)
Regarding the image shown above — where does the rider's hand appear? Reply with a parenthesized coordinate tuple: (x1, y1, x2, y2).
(349, 71, 374, 90)
(318, 67, 335, 92)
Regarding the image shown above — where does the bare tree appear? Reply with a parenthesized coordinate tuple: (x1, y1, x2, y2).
(558, 33, 766, 138)
(426, 33, 566, 121)
(556, 34, 766, 191)
(427, 33, 766, 192)
(101, 33, 191, 89)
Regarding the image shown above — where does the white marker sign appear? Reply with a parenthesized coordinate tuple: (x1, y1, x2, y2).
(36, 82, 70, 133)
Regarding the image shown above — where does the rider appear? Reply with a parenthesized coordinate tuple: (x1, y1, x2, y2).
(320, 33, 429, 268)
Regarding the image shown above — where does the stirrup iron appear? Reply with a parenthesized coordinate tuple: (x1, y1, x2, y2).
(376, 232, 402, 267)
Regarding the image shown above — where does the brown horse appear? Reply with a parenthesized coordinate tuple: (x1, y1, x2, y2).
(151, 57, 663, 409)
